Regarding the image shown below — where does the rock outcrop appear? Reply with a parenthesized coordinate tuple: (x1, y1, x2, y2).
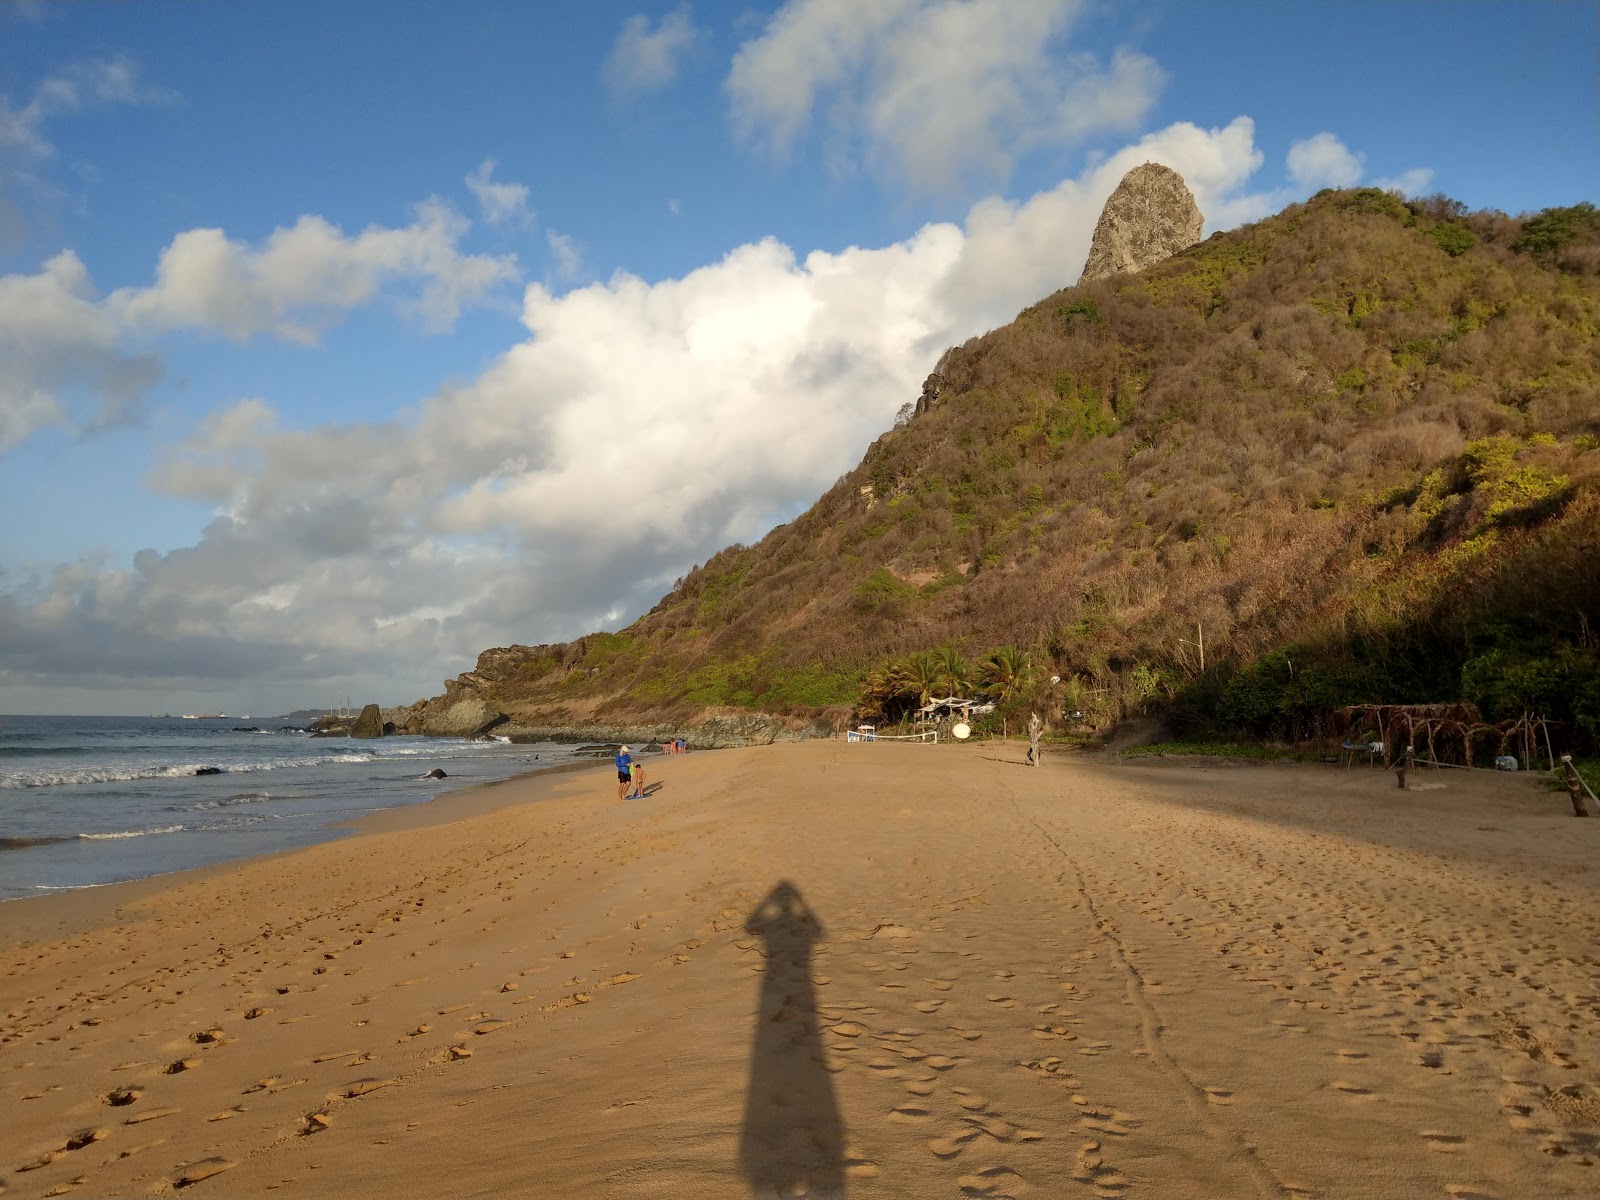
(349, 703, 385, 739)
(1079, 162, 1203, 283)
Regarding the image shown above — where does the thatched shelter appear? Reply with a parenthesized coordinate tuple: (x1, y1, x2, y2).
(1332, 703, 1558, 771)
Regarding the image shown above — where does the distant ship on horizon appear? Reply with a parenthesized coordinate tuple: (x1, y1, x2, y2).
(180, 714, 227, 720)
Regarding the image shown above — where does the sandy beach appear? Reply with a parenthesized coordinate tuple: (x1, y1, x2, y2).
(3, 742, 1596, 1199)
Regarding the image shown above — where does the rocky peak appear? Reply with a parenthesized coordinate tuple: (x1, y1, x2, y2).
(1079, 162, 1204, 283)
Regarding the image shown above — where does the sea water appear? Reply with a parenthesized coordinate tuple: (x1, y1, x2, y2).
(0, 715, 576, 901)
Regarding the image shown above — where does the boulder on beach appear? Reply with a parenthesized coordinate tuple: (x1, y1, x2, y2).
(425, 768, 448, 779)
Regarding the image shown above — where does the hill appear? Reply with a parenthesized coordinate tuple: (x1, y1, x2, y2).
(392, 191, 1600, 751)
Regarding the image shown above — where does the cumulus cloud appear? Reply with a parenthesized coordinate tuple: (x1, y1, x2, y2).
(0, 201, 517, 448)
(0, 250, 161, 447)
(1286, 131, 1364, 190)
(603, 6, 700, 98)
(727, 0, 1163, 192)
(466, 158, 534, 230)
(0, 118, 1285, 708)
(111, 200, 518, 340)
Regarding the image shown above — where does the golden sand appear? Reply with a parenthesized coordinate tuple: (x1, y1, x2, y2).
(3, 742, 1596, 1198)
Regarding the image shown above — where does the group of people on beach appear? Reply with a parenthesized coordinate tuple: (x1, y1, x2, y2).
(614, 739, 687, 801)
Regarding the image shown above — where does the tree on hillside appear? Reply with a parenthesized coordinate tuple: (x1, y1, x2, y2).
(897, 651, 939, 709)
(981, 645, 1035, 706)
(935, 645, 972, 697)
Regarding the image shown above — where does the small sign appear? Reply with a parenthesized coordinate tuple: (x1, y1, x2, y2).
(952, 723, 971, 740)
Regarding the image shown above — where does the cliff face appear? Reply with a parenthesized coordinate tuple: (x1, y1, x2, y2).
(1079, 162, 1203, 283)
(381, 648, 825, 747)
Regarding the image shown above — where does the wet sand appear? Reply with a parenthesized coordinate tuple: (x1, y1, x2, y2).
(3, 742, 1596, 1198)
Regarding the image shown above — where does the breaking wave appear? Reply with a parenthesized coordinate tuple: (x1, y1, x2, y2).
(1, 754, 382, 789)
(166, 792, 273, 812)
(79, 825, 185, 840)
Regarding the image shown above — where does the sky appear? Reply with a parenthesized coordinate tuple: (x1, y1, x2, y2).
(1, 0, 1595, 716)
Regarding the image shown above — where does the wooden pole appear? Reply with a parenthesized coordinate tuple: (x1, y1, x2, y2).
(1560, 757, 1590, 818)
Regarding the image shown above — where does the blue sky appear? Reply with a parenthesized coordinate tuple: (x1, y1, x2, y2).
(1, 0, 1595, 714)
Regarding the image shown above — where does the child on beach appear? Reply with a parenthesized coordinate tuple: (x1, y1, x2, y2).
(629, 758, 646, 799)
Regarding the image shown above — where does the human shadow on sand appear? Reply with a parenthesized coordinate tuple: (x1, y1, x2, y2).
(739, 881, 846, 1199)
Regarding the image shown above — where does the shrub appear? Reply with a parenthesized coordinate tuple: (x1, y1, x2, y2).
(1514, 202, 1600, 259)
(1426, 222, 1477, 257)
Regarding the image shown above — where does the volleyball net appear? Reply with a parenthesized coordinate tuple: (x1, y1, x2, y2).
(845, 728, 938, 744)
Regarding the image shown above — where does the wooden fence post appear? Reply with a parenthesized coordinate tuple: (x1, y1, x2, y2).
(1561, 756, 1591, 818)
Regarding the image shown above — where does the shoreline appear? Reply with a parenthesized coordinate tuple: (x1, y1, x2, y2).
(0, 754, 615, 947)
(3, 743, 1594, 1197)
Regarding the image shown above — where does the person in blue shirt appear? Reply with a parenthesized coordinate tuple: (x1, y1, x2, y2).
(615, 746, 633, 801)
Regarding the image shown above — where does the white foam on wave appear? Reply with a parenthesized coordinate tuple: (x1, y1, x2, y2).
(79, 824, 185, 840)
(168, 792, 272, 812)
(3, 752, 382, 789)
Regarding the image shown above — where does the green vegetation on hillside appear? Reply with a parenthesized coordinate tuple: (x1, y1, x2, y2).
(447, 189, 1600, 752)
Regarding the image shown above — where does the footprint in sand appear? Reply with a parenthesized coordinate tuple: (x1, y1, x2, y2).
(957, 1164, 1025, 1198)
(985, 994, 1017, 1009)
(928, 1128, 982, 1158)
(1421, 1130, 1467, 1152)
(1203, 1086, 1234, 1105)
(1073, 1138, 1127, 1196)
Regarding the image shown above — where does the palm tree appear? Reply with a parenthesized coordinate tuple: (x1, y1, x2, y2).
(934, 644, 971, 698)
(981, 645, 1034, 706)
(896, 651, 939, 710)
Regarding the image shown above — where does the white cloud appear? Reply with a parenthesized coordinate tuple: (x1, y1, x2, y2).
(0, 250, 160, 447)
(727, 0, 1163, 193)
(0, 54, 172, 158)
(603, 6, 700, 98)
(466, 158, 534, 230)
(1, 118, 1286, 707)
(545, 230, 583, 281)
(0, 202, 517, 447)
(1286, 131, 1364, 190)
(111, 200, 518, 340)
(1373, 167, 1435, 196)
(0, 54, 174, 248)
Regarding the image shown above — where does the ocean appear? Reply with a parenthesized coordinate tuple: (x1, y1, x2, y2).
(0, 714, 582, 902)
